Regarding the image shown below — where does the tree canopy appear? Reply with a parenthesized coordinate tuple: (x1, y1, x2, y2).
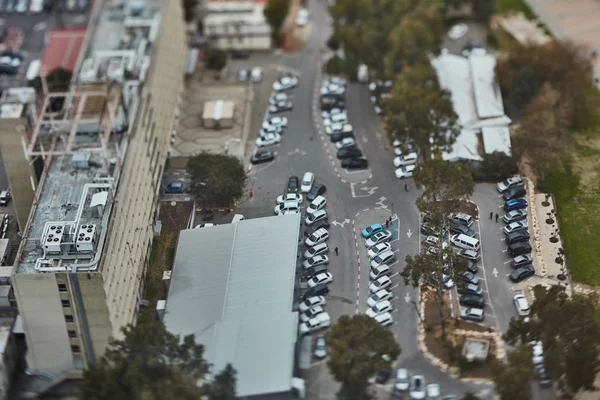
(492, 345, 534, 400)
(326, 315, 401, 400)
(187, 152, 246, 207)
(182, 0, 198, 23)
(264, 0, 290, 42)
(383, 64, 459, 158)
(503, 285, 600, 396)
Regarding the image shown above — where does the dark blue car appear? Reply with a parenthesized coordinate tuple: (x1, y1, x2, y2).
(504, 198, 527, 212)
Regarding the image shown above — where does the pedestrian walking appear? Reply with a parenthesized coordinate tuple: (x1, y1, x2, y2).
(495, 213, 499, 223)
(334, 247, 339, 256)
(385, 220, 390, 228)
(490, 211, 493, 219)
(404, 183, 409, 192)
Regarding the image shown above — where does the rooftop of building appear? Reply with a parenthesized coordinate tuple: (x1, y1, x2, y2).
(0, 87, 37, 119)
(163, 214, 301, 398)
(432, 49, 512, 162)
(39, 28, 88, 78)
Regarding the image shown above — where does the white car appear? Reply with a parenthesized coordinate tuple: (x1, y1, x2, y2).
(263, 116, 288, 129)
(302, 255, 329, 270)
(321, 83, 345, 96)
(367, 289, 393, 307)
(369, 276, 392, 293)
(514, 294, 530, 316)
(30, 0, 44, 12)
(308, 272, 333, 287)
(269, 92, 288, 105)
(296, 8, 310, 26)
(325, 122, 353, 135)
(497, 175, 523, 192)
(374, 312, 393, 327)
(260, 125, 282, 136)
(307, 196, 327, 214)
(395, 368, 410, 391)
(409, 375, 427, 399)
(256, 133, 281, 147)
(366, 230, 392, 248)
(321, 108, 344, 119)
(323, 113, 348, 126)
(370, 265, 391, 280)
(304, 242, 329, 259)
(370, 250, 395, 269)
(305, 228, 329, 247)
(504, 220, 528, 234)
(251, 67, 263, 82)
(274, 200, 300, 215)
(395, 164, 416, 179)
(426, 384, 441, 400)
(306, 209, 328, 225)
(448, 23, 469, 40)
(335, 137, 356, 149)
(195, 223, 216, 228)
(531, 340, 544, 365)
(299, 295, 326, 312)
(299, 312, 331, 334)
(301, 172, 315, 193)
(393, 152, 418, 167)
(442, 274, 454, 289)
(273, 75, 298, 91)
(276, 193, 303, 205)
(300, 305, 324, 322)
(368, 242, 392, 259)
(366, 300, 392, 318)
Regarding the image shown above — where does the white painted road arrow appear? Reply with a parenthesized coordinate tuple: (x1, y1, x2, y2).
(360, 186, 379, 195)
(331, 218, 350, 228)
(404, 293, 411, 303)
(492, 267, 499, 278)
(406, 229, 412, 238)
(287, 148, 307, 156)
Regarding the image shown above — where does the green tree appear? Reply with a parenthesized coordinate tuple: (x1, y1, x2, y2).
(472, 152, 518, 182)
(471, 0, 495, 23)
(492, 345, 534, 400)
(182, 0, 198, 23)
(264, 0, 290, 43)
(503, 285, 600, 397)
(326, 315, 401, 400)
(402, 159, 475, 342)
(187, 152, 246, 207)
(29, 67, 72, 92)
(205, 49, 228, 71)
(383, 64, 459, 158)
(80, 321, 210, 400)
(208, 364, 237, 400)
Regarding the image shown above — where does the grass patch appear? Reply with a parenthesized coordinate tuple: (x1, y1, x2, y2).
(139, 231, 178, 323)
(494, 0, 536, 19)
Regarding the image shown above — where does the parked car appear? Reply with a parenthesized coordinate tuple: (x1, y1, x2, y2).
(426, 384, 441, 400)
(296, 7, 310, 26)
(369, 276, 392, 293)
(395, 368, 410, 391)
(303, 220, 331, 237)
(511, 254, 533, 269)
(307, 272, 333, 287)
(409, 375, 427, 400)
(335, 137, 356, 149)
(393, 152, 418, 167)
(450, 223, 476, 237)
(503, 209, 528, 223)
(314, 335, 327, 359)
(323, 112, 348, 126)
(497, 175, 523, 192)
(269, 100, 293, 113)
(287, 176, 300, 193)
(448, 212, 474, 227)
(375, 368, 393, 384)
(337, 146, 363, 160)
(341, 157, 369, 170)
(269, 92, 288, 105)
(367, 289, 393, 307)
(302, 261, 326, 280)
(251, 150, 275, 164)
(306, 209, 328, 225)
(459, 271, 480, 285)
(263, 116, 288, 128)
(536, 365, 552, 388)
(459, 294, 485, 308)
(504, 198, 528, 212)
(506, 230, 530, 245)
(305, 228, 329, 247)
(276, 193, 303, 205)
(503, 184, 526, 201)
(325, 122, 353, 135)
(395, 164, 416, 179)
(299, 296, 326, 312)
(300, 305, 324, 322)
(510, 265, 535, 282)
(514, 294, 530, 316)
(365, 230, 392, 248)
(256, 133, 281, 147)
(304, 243, 329, 259)
(374, 312, 394, 327)
(368, 242, 392, 259)
(237, 68, 249, 81)
(231, 50, 250, 59)
(302, 255, 329, 270)
(460, 307, 484, 322)
(448, 23, 468, 40)
(251, 67, 263, 82)
(457, 283, 483, 296)
(306, 183, 326, 201)
(321, 108, 345, 119)
(366, 300, 393, 317)
(508, 241, 532, 257)
(307, 196, 326, 214)
(302, 283, 329, 300)
(273, 75, 298, 91)
(301, 172, 315, 193)
(299, 312, 331, 335)
(370, 265, 391, 280)
(274, 200, 300, 216)
(456, 248, 479, 262)
(504, 220, 528, 235)
(362, 223, 384, 238)
(330, 131, 355, 143)
(0, 190, 12, 206)
(164, 182, 184, 194)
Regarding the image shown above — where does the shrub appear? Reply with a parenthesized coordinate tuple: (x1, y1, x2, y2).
(325, 56, 344, 75)
(205, 49, 227, 70)
(471, 152, 518, 182)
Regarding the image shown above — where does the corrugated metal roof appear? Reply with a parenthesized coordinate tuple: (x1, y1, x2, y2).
(163, 214, 301, 397)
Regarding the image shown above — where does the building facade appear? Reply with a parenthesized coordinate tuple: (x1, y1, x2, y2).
(11, 0, 187, 379)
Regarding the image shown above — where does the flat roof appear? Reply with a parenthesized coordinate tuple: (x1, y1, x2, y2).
(39, 28, 87, 77)
(469, 54, 505, 119)
(163, 214, 301, 397)
(482, 126, 512, 156)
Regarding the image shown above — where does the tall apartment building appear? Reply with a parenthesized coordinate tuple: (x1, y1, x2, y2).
(11, 0, 187, 379)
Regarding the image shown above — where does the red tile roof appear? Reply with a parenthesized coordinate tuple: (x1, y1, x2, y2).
(39, 28, 87, 77)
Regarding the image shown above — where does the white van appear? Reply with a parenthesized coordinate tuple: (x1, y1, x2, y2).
(450, 233, 480, 252)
